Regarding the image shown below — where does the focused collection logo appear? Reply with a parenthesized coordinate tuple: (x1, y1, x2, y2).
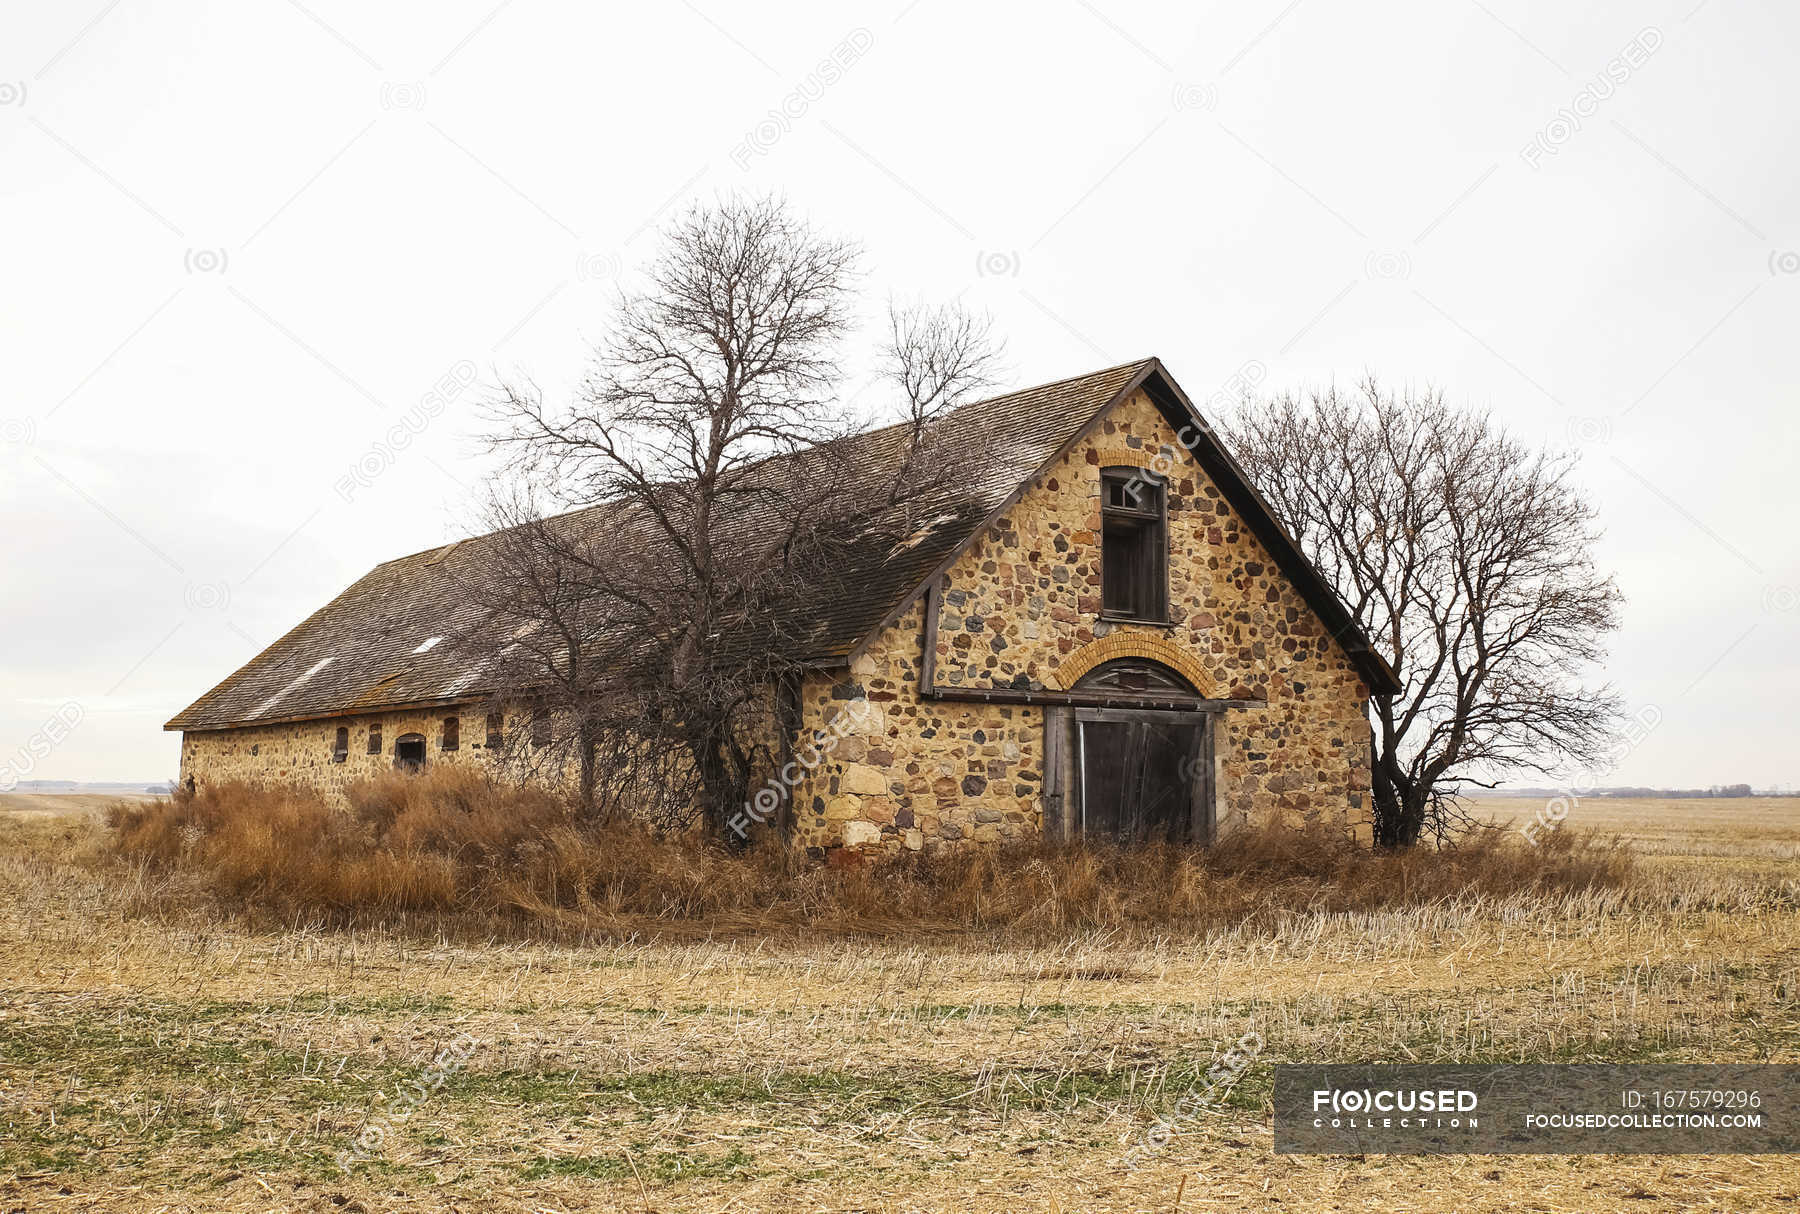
(1311, 1087, 1479, 1129)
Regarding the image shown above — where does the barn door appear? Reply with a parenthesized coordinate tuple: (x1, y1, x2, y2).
(1076, 711, 1211, 844)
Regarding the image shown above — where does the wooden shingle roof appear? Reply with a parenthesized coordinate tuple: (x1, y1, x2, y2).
(166, 358, 1396, 733)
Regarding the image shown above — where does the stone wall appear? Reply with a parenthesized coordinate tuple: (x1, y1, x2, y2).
(787, 388, 1372, 854)
(177, 706, 523, 803)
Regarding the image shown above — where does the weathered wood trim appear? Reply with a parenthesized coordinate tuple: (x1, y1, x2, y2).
(919, 576, 942, 694)
(924, 685, 1257, 712)
(1043, 705, 1068, 841)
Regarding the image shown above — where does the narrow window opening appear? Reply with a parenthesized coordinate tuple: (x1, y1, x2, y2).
(441, 716, 459, 751)
(486, 712, 504, 749)
(367, 723, 382, 754)
(1100, 468, 1167, 621)
(531, 707, 551, 748)
(332, 726, 349, 763)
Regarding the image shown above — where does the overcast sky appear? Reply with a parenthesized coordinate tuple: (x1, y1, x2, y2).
(4, 0, 1795, 789)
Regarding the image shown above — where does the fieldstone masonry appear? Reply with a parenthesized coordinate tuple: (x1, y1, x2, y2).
(784, 388, 1372, 854)
(178, 387, 1373, 852)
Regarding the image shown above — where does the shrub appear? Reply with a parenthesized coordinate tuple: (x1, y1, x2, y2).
(105, 771, 1634, 937)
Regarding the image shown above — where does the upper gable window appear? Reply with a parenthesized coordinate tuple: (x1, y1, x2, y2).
(1100, 467, 1167, 622)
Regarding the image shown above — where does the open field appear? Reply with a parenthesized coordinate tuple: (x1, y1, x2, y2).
(1, 795, 1796, 1212)
(1475, 795, 1800, 865)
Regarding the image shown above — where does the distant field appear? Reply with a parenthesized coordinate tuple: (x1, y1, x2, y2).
(1, 790, 1795, 1212)
(1469, 795, 1800, 863)
(0, 792, 159, 819)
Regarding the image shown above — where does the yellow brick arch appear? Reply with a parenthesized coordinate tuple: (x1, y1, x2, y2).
(1046, 633, 1217, 697)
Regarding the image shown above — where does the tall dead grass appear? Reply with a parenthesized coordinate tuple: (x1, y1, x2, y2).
(104, 769, 1638, 938)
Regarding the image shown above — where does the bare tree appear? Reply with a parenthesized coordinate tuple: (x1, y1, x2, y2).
(471, 196, 1003, 839)
(455, 482, 701, 824)
(1224, 381, 1624, 847)
(879, 297, 1005, 516)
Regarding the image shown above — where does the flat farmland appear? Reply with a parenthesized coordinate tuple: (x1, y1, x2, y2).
(1, 794, 1795, 1212)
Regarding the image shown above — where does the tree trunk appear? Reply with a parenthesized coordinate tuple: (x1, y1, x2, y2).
(688, 725, 749, 846)
(576, 718, 599, 821)
(1369, 736, 1427, 849)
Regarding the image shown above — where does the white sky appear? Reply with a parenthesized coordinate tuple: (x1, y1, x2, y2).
(3, 0, 1796, 789)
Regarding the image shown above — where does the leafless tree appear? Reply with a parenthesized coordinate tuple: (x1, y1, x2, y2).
(879, 297, 1005, 517)
(1224, 381, 1624, 847)
(469, 196, 1003, 839)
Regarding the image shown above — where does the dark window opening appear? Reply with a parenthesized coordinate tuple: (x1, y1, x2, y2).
(394, 733, 426, 773)
(441, 716, 459, 751)
(1100, 468, 1167, 621)
(531, 708, 551, 748)
(485, 712, 504, 749)
(332, 726, 349, 763)
(367, 724, 382, 754)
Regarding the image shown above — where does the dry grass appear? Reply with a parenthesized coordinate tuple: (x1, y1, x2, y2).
(2, 790, 1796, 1213)
(100, 771, 1641, 939)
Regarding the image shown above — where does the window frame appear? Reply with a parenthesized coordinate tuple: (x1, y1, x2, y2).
(393, 733, 427, 773)
(485, 712, 504, 749)
(367, 723, 382, 755)
(441, 715, 459, 752)
(331, 726, 349, 763)
(1098, 467, 1170, 624)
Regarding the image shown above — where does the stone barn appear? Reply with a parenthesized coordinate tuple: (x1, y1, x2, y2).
(168, 358, 1399, 854)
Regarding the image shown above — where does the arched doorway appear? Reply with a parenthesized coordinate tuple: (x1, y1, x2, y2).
(1051, 658, 1214, 844)
(393, 733, 427, 773)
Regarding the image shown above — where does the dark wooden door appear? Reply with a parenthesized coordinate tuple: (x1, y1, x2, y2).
(1077, 712, 1210, 843)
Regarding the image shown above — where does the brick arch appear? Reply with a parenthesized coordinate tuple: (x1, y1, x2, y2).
(1046, 634, 1217, 697)
(1092, 446, 1176, 472)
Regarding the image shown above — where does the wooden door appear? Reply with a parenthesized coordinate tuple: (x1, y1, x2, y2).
(1076, 710, 1211, 844)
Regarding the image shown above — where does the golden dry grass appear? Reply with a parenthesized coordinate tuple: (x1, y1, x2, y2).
(1, 791, 1796, 1212)
(95, 772, 1641, 939)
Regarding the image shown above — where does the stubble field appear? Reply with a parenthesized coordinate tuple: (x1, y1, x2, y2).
(1, 793, 1795, 1212)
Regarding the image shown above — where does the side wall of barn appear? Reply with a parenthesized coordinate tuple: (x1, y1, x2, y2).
(177, 706, 514, 803)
